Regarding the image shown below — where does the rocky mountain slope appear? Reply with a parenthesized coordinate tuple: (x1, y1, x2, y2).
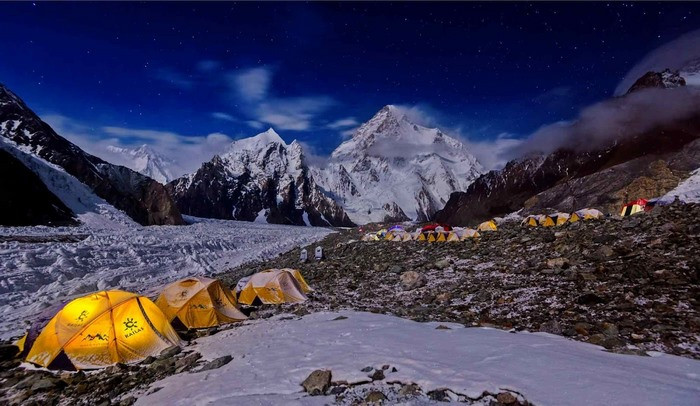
(0, 147, 76, 226)
(166, 129, 354, 227)
(0, 84, 184, 226)
(105, 144, 175, 184)
(223, 202, 700, 360)
(435, 72, 700, 226)
(312, 106, 483, 224)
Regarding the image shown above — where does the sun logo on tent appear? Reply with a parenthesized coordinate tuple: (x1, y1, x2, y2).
(180, 290, 189, 298)
(123, 318, 138, 331)
(76, 310, 89, 322)
(213, 298, 223, 307)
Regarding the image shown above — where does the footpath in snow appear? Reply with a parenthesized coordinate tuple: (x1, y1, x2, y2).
(0, 217, 332, 339)
(138, 311, 700, 406)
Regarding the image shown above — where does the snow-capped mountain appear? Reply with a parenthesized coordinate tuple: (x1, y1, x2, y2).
(167, 129, 354, 227)
(106, 144, 175, 184)
(312, 105, 484, 224)
(0, 83, 184, 226)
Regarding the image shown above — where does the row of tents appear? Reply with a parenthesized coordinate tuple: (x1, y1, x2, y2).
(521, 208, 604, 227)
(17, 269, 312, 370)
(361, 220, 498, 243)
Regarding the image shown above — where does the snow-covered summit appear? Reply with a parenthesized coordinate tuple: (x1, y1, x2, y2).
(314, 106, 484, 224)
(167, 128, 354, 227)
(106, 144, 175, 184)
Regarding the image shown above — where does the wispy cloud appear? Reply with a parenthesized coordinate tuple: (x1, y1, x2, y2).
(224, 66, 336, 131)
(196, 60, 220, 73)
(229, 67, 271, 102)
(43, 114, 235, 178)
(616, 29, 700, 96)
(211, 112, 236, 122)
(326, 117, 359, 129)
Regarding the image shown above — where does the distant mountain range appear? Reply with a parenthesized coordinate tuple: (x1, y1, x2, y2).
(2, 67, 699, 228)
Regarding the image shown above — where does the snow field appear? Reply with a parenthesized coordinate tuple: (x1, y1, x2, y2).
(0, 217, 333, 339)
(137, 311, 700, 406)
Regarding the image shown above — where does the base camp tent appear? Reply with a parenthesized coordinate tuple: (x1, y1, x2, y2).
(548, 212, 570, 226)
(477, 220, 498, 232)
(570, 208, 603, 222)
(155, 277, 247, 329)
(461, 228, 480, 239)
(621, 199, 649, 216)
(22, 290, 182, 370)
(238, 269, 309, 305)
(522, 215, 544, 227)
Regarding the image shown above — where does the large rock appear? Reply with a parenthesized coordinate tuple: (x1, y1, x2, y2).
(400, 271, 427, 291)
(301, 369, 332, 395)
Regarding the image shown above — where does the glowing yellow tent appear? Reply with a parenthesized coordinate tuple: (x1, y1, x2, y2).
(427, 232, 437, 242)
(238, 269, 309, 305)
(522, 215, 542, 227)
(551, 212, 570, 226)
(477, 220, 498, 232)
(155, 277, 247, 329)
(539, 216, 555, 227)
(570, 208, 604, 222)
(23, 290, 182, 370)
(436, 232, 447, 242)
(446, 231, 460, 242)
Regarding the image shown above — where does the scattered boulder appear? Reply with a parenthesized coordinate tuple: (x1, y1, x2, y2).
(365, 390, 387, 404)
(497, 391, 518, 404)
(301, 369, 332, 395)
(400, 271, 427, 291)
(197, 355, 233, 372)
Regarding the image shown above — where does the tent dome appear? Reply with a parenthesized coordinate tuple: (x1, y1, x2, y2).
(155, 277, 247, 329)
(24, 290, 182, 370)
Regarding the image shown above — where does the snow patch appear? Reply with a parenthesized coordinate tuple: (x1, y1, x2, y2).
(138, 311, 700, 406)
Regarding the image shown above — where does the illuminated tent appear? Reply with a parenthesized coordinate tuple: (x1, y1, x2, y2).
(621, 199, 649, 217)
(547, 212, 570, 226)
(23, 290, 182, 370)
(361, 233, 379, 241)
(238, 269, 309, 305)
(446, 231, 461, 242)
(539, 216, 556, 227)
(522, 215, 543, 227)
(477, 220, 498, 232)
(155, 277, 247, 329)
(570, 208, 604, 222)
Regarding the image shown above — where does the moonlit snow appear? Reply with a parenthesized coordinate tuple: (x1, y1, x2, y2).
(0, 217, 333, 340)
(137, 311, 700, 406)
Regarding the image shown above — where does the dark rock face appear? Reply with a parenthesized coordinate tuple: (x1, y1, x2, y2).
(435, 84, 700, 226)
(626, 69, 686, 94)
(0, 148, 77, 226)
(0, 84, 184, 226)
(167, 138, 354, 227)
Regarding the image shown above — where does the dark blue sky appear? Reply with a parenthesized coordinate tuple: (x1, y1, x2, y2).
(1, 2, 699, 157)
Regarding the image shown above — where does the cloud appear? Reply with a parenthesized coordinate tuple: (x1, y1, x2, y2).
(615, 29, 700, 96)
(224, 66, 336, 131)
(229, 67, 271, 102)
(43, 114, 235, 178)
(510, 86, 700, 158)
(211, 112, 236, 122)
(326, 117, 359, 129)
(196, 60, 220, 73)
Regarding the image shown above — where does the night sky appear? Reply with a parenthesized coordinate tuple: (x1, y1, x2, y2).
(1, 2, 699, 158)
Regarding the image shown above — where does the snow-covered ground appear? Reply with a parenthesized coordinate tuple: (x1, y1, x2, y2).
(0, 217, 333, 340)
(661, 167, 700, 203)
(138, 311, 700, 406)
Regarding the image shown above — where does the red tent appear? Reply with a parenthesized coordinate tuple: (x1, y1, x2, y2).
(421, 223, 452, 232)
